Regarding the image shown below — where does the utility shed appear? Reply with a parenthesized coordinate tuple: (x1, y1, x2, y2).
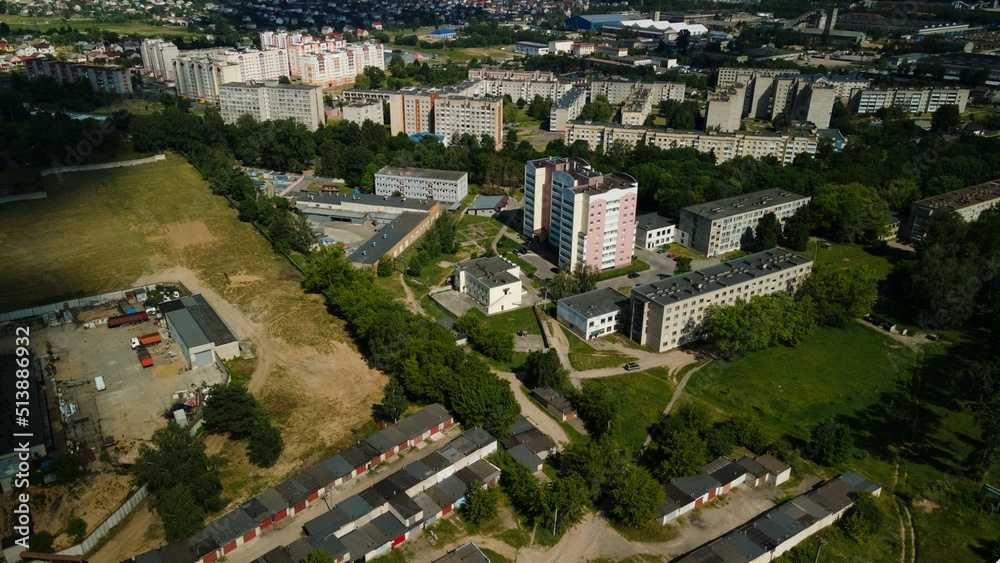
(160, 294, 239, 367)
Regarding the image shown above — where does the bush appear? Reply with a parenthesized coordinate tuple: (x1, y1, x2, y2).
(461, 482, 501, 525)
(65, 517, 87, 544)
(841, 492, 884, 541)
(247, 420, 284, 468)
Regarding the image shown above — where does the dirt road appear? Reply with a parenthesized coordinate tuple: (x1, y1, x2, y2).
(495, 371, 570, 445)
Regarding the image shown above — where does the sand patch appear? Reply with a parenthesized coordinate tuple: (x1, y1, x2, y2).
(164, 221, 215, 248)
(228, 274, 262, 286)
(914, 498, 939, 513)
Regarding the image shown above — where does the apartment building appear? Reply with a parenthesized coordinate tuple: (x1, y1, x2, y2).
(851, 87, 970, 114)
(480, 78, 573, 103)
(467, 68, 557, 81)
(717, 67, 799, 89)
(630, 248, 813, 352)
(453, 256, 523, 314)
(298, 44, 384, 87)
(620, 87, 656, 126)
(219, 82, 325, 130)
(373, 167, 469, 203)
(563, 122, 818, 164)
(173, 49, 289, 103)
(523, 157, 638, 270)
(343, 99, 384, 126)
(705, 85, 746, 132)
(678, 188, 811, 257)
(591, 79, 686, 105)
(902, 178, 1000, 241)
(24, 58, 133, 94)
(433, 96, 504, 150)
(549, 87, 587, 133)
(140, 38, 179, 81)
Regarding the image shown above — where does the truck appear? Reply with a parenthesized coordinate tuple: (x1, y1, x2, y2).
(137, 332, 161, 347)
(108, 312, 149, 328)
(137, 347, 153, 368)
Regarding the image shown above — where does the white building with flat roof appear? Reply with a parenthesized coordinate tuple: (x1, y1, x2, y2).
(557, 287, 630, 340)
(453, 257, 522, 314)
(219, 82, 325, 130)
(635, 212, 682, 249)
(374, 167, 469, 203)
(343, 99, 385, 126)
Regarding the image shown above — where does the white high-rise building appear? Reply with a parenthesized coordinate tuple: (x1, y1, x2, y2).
(140, 38, 179, 82)
(173, 49, 289, 103)
(219, 82, 325, 130)
(433, 96, 504, 150)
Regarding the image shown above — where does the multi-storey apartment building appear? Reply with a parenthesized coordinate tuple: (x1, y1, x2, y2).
(298, 44, 384, 87)
(24, 59, 133, 94)
(173, 49, 289, 103)
(373, 167, 469, 203)
(851, 87, 970, 114)
(218, 82, 325, 130)
(467, 68, 557, 81)
(563, 122, 818, 164)
(620, 87, 656, 126)
(902, 178, 1000, 241)
(433, 96, 504, 150)
(140, 38, 179, 81)
(717, 67, 800, 89)
(678, 188, 811, 257)
(523, 157, 638, 271)
(705, 85, 746, 132)
(630, 248, 813, 352)
(549, 87, 587, 133)
(591, 79, 686, 105)
(343, 99, 384, 126)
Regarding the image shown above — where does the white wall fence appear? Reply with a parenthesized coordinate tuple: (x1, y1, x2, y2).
(57, 484, 149, 556)
(0, 282, 185, 323)
(40, 154, 166, 177)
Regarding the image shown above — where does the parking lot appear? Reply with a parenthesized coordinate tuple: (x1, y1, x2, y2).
(36, 306, 226, 461)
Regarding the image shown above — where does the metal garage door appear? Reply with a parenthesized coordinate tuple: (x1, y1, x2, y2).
(193, 349, 213, 366)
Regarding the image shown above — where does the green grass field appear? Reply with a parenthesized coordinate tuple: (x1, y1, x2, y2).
(582, 366, 675, 450)
(0, 15, 201, 37)
(561, 326, 636, 371)
(798, 240, 903, 280)
(468, 306, 540, 336)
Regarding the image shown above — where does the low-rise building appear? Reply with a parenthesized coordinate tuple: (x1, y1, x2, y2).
(557, 287, 629, 340)
(466, 195, 509, 217)
(678, 188, 811, 257)
(219, 82, 325, 130)
(453, 257, 522, 315)
(630, 249, 813, 352)
(160, 295, 240, 367)
(902, 178, 1000, 241)
(374, 167, 469, 203)
(634, 212, 681, 249)
(342, 99, 384, 125)
(528, 389, 577, 422)
(515, 41, 549, 56)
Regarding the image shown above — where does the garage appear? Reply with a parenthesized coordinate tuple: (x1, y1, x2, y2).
(194, 349, 214, 366)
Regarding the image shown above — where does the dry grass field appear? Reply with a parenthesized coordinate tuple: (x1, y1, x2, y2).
(0, 153, 386, 560)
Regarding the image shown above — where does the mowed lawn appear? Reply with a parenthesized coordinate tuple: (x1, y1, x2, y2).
(0, 15, 201, 37)
(0, 153, 345, 346)
(582, 366, 675, 450)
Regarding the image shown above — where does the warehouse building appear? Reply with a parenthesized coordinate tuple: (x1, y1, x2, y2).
(678, 188, 811, 257)
(453, 257, 523, 315)
(160, 295, 240, 368)
(630, 249, 813, 352)
(902, 178, 1000, 241)
(374, 167, 469, 203)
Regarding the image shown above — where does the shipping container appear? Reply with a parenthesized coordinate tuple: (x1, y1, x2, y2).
(118, 300, 136, 315)
(137, 332, 161, 346)
(137, 347, 153, 368)
(108, 312, 149, 328)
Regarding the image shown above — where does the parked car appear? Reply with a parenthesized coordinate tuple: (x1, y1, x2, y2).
(657, 248, 667, 254)
(627, 272, 641, 279)
(668, 253, 677, 258)
(624, 362, 640, 371)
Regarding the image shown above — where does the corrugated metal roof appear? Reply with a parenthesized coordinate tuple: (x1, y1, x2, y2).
(162, 294, 237, 348)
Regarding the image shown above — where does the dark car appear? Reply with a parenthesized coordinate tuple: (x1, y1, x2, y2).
(627, 272, 641, 279)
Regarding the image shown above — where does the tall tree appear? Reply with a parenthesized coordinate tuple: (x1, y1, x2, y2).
(811, 183, 890, 243)
(809, 420, 853, 465)
(461, 482, 501, 525)
(247, 420, 284, 468)
(751, 212, 781, 252)
(608, 464, 664, 526)
(657, 428, 708, 480)
(799, 264, 878, 327)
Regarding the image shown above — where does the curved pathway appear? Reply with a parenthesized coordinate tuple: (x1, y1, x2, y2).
(496, 370, 570, 446)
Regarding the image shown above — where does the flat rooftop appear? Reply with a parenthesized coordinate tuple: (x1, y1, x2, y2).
(160, 294, 238, 347)
(681, 188, 809, 220)
(457, 256, 520, 288)
(633, 248, 812, 307)
(220, 81, 321, 91)
(292, 191, 440, 211)
(912, 179, 1000, 211)
(350, 211, 429, 265)
(559, 287, 629, 319)
(574, 172, 637, 196)
(376, 167, 468, 182)
(635, 212, 676, 231)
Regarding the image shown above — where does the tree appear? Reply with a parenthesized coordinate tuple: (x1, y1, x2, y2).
(157, 485, 206, 541)
(503, 101, 520, 123)
(752, 212, 781, 252)
(575, 385, 619, 439)
(550, 262, 599, 300)
(461, 482, 501, 525)
(579, 94, 614, 122)
(841, 492, 885, 542)
(809, 420, 853, 465)
(674, 256, 692, 274)
(931, 104, 960, 132)
(304, 551, 337, 563)
(608, 464, 664, 526)
(524, 349, 569, 391)
(527, 94, 553, 122)
(722, 413, 769, 453)
(811, 183, 890, 243)
(377, 255, 394, 277)
(702, 293, 814, 357)
(278, 75, 291, 84)
(539, 473, 590, 534)
(28, 531, 55, 553)
(203, 384, 264, 439)
(378, 378, 409, 423)
(657, 428, 708, 480)
(247, 420, 284, 468)
(782, 206, 813, 251)
(966, 362, 1000, 479)
(65, 517, 87, 544)
(799, 264, 878, 327)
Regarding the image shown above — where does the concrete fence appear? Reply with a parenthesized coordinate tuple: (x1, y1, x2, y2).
(57, 484, 149, 556)
(40, 154, 166, 177)
(0, 282, 185, 323)
(0, 192, 47, 205)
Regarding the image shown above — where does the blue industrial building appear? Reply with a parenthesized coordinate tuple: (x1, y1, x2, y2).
(565, 13, 630, 31)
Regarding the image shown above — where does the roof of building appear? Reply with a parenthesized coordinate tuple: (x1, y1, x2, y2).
(507, 414, 537, 436)
(204, 509, 257, 547)
(434, 541, 491, 563)
(324, 454, 355, 478)
(255, 487, 288, 513)
(911, 178, 1000, 211)
(351, 211, 430, 265)
(221, 81, 322, 92)
(365, 425, 409, 454)
(706, 459, 750, 486)
(517, 41, 549, 47)
(274, 478, 310, 506)
(672, 474, 721, 499)
(632, 248, 812, 307)
(755, 453, 790, 476)
(569, 13, 630, 24)
(376, 166, 468, 182)
(388, 492, 424, 520)
(468, 195, 509, 211)
(635, 212, 677, 232)
(508, 443, 544, 470)
(134, 550, 163, 563)
(734, 456, 768, 479)
(293, 190, 440, 212)
(456, 256, 520, 288)
(558, 287, 629, 320)
(431, 28, 457, 35)
(306, 534, 350, 560)
(159, 294, 238, 348)
(502, 427, 557, 454)
(394, 403, 451, 439)
(454, 427, 496, 453)
(403, 459, 435, 483)
(681, 188, 809, 220)
(256, 546, 295, 563)
(455, 460, 502, 487)
(338, 524, 385, 561)
(369, 512, 409, 541)
(285, 538, 315, 562)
